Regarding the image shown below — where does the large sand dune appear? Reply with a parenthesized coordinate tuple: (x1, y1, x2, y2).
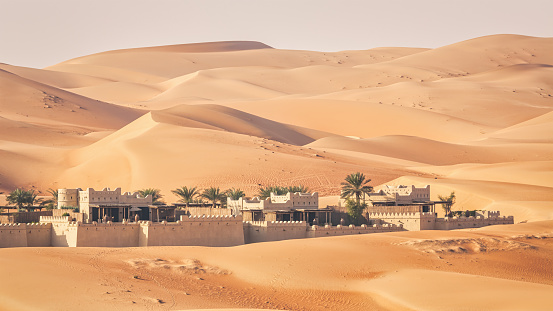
(0, 34, 552, 310)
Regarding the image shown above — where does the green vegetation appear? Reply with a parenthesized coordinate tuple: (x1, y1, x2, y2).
(340, 172, 373, 205)
(171, 186, 198, 208)
(41, 188, 59, 210)
(6, 188, 42, 211)
(137, 188, 164, 205)
(226, 188, 245, 200)
(340, 172, 373, 225)
(258, 185, 310, 199)
(201, 187, 226, 208)
(438, 191, 456, 217)
(344, 198, 367, 225)
(287, 185, 310, 193)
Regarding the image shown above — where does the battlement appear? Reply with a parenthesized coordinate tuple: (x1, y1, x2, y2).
(243, 220, 307, 228)
(180, 215, 243, 222)
(368, 212, 435, 218)
(40, 216, 70, 223)
(0, 222, 52, 247)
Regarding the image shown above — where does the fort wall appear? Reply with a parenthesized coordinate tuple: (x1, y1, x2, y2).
(369, 212, 436, 231)
(243, 221, 404, 244)
(75, 222, 140, 247)
(26, 223, 52, 247)
(141, 215, 244, 247)
(308, 223, 402, 238)
(434, 215, 514, 230)
(369, 211, 513, 231)
(0, 223, 52, 248)
(243, 221, 307, 244)
(179, 207, 234, 217)
(0, 224, 30, 247)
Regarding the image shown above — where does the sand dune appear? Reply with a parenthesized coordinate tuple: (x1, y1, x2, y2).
(1, 221, 551, 310)
(1, 34, 552, 310)
(306, 135, 553, 165)
(0, 68, 143, 131)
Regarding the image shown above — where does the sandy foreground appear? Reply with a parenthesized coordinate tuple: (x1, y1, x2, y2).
(0, 221, 552, 310)
(0, 34, 553, 310)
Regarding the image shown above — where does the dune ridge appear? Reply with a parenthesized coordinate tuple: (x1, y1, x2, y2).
(1, 34, 552, 310)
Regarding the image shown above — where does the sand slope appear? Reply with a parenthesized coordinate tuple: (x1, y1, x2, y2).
(1, 34, 553, 310)
(0, 34, 552, 208)
(0, 221, 551, 310)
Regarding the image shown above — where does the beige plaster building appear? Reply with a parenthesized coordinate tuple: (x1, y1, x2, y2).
(58, 188, 152, 223)
(228, 192, 332, 225)
(364, 185, 513, 231)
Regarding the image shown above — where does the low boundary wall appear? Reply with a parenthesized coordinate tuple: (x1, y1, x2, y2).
(140, 215, 244, 247)
(0, 213, 514, 248)
(435, 216, 514, 230)
(0, 223, 51, 248)
(243, 221, 403, 244)
(368, 211, 514, 231)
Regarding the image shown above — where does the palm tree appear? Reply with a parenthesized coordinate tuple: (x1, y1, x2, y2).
(258, 186, 288, 199)
(226, 188, 245, 200)
(41, 188, 58, 210)
(171, 186, 198, 208)
(287, 185, 310, 193)
(340, 172, 373, 205)
(201, 187, 226, 208)
(6, 188, 35, 211)
(438, 192, 456, 217)
(47, 188, 58, 201)
(137, 188, 164, 205)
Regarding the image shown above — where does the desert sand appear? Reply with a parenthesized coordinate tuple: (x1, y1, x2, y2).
(0, 34, 552, 310)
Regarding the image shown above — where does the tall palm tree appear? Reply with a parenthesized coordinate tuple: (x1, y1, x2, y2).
(41, 188, 58, 210)
(137, 188, 164, 205)
(6, 188, 35, 211)
(226, 188, 245, 200)
(340, 172, 373, 205)
(201, 187, 226, 208)
(47, 188, 58, 201)
(171, 186, 198, 208)
(438, 192, 456, 217)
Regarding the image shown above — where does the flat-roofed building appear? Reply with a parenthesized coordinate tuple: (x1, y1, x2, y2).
(58, 188, 152, 222)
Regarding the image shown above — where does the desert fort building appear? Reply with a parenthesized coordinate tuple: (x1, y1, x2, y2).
(58, 188, 152, 222)
(228, 191, 332, 225)
(0, 185, 513, 248)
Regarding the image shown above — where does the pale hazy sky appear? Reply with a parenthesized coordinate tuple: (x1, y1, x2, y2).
(2, 0, 552, 68)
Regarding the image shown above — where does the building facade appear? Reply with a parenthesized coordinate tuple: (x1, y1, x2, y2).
(58, 188, 152, 222)
(228, 192, 332, 225)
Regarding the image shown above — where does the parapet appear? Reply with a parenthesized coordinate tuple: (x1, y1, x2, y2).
(180, 215, 243, 222)
(243, 220, 307, 228)
(40, 216, 70, 223)
(368, 212, 433, 219)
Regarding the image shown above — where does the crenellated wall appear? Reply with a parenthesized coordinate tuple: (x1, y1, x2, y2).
(140, 215, 244, 247)
(243, 221, 404, 244)
(0, 223, 52, 248)
(369, 212, 436, 231)
(434, 215, 514, 230)
(75, 221, 140, 247)
(243, 221, 308, 243)
(308, 223, 403, 238)
(229, 192, 319, 213)
(0, 211, 515, 248)
(369, 211, 514, 231)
